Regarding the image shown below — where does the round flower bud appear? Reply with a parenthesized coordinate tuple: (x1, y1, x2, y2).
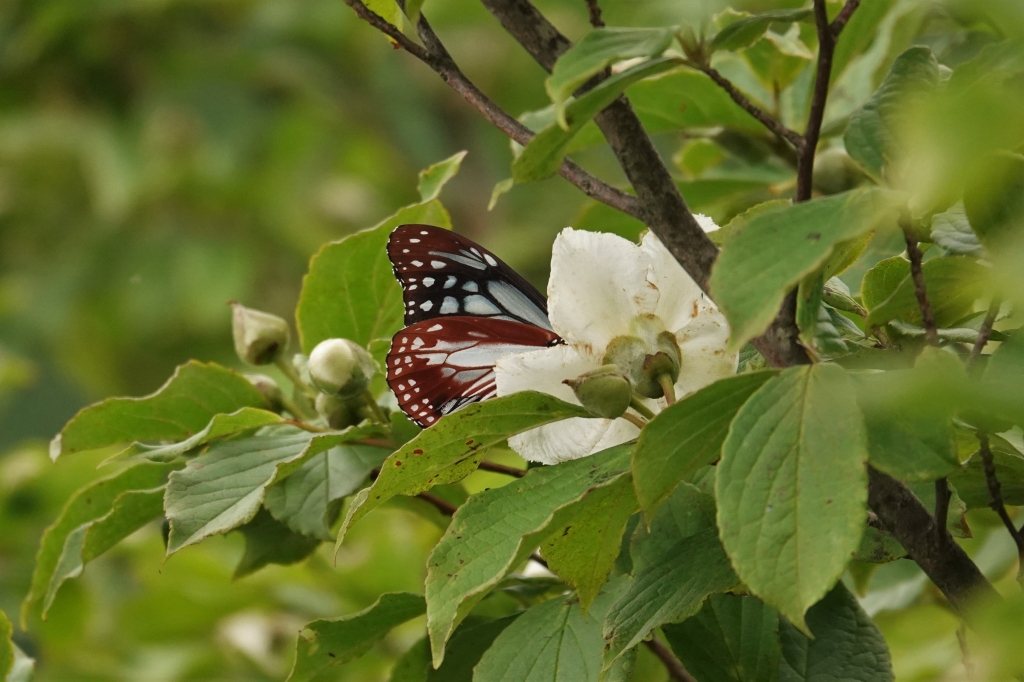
(315, 393, 361, 430)
(563, 365, 632, 419)
(603, 328, 681, 399)
(245, 374, 285, 413)
(308, 338, 377, 398)
(812, 148, 867, 196)
(231, 303, 290, 366)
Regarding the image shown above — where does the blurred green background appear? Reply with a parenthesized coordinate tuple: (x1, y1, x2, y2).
(1, 0, 1023, 679)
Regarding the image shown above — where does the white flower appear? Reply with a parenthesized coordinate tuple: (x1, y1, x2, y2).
(495, 219, 736, 465)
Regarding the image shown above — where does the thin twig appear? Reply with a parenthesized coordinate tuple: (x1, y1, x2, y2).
(584, 0, 604, 28)
(622, 412, 648, 430)
(697, 65, 804, 149)
(967, 295, 1002, 371)
(643, 639, 697, 682)
(418, 491, 459, 516)
(830, 0, 862, 36)
(341, 0, 643, 219)
(903, 232, 940, 346)
(934, 478, 952, 544)
(957, 624, 974, 679)
(978, 433, 1024, 575)
(478, 460, 527, 477)
(797, 0, 843, 201)
(530, 552, 549, 568)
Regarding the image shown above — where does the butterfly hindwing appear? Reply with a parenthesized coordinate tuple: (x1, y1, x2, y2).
(388, 224, 552, 331)
(386, 316, 560, 427)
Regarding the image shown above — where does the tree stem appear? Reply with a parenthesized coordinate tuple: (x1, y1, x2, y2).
(967, 295, 1002, 371)
(643, 639, 697, 682)
(903, 232, 940, 346)
(978, 432, 1024, 577)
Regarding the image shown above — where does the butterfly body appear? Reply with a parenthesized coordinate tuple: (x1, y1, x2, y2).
(385, 224, 560, 427)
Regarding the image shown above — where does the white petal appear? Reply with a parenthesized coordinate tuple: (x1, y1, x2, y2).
(641, 229, 706, 333)
(672, 305, 738, 399)
(548, 228, 658, 356)
(694, 213, 720, 234)
(495, 344, 638, 464)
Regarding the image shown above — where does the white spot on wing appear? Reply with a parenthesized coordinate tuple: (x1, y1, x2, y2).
(484, 254, 498, 266)
(420, 301, 433, 311)
(444, 276, 457, 289)
(427, 324, 443, 332)
(440, 297, 459, 314)
(412, 260, 423, 267)
(431, 260, 446, 269)
(463, 295, 501, 316)
(422, 277, 435, 287)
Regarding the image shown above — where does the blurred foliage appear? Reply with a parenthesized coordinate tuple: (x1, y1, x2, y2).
(2, 0, 1024, 680)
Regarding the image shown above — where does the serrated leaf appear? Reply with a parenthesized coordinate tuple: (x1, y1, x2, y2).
(709, 189, 899, 350)
(393, 616, 519, 682)
(233, 508, 321, 579)
(22, 462, 178, 624)
(662, 594, 780, 682)
(632, 371, 777, 518)
(338, 392, 590, 545)
(515, 57, 681, 182)
(540, 474, 637, 614)
(777, 583, 894, 682)
(51, 361, 267, 460)
(716, 364, 868, 631)
(296, 200, 451, 352)
(931, 203, 984, 256)
(865, 256, 989, 329)
(545, 28, 675, 121)
(288, 592, 426, 682)
(845, 46, 940, 179)
(425, 443, 632, 667)
(418, 151, 467, 202)
(265, 445, 390, 540)
(165, 424, 382, 553)
(950, 434, 1024, 508)
(710, 8, 813, 52)
(473, 579, 627, 682)
(603, 482, 738, 666)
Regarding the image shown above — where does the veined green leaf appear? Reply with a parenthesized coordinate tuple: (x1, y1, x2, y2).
(951, 434, 1024, 508)
(165, 424, 382, 553)
(602, 482, 738, 666)
(337, 392, 589, 545)
(425, 443, 632, 667)
(233, 508, 321, 579)
(778, 583, 894, 681)
(51, 361, 267, 460)
(710, 8, 813, 52)
(22, 462, 178, 624)
(716, 364, 868, 632)
(860, 256, 910, 311)
(418, 151, 467, 202)
(364, 0, 403, 30)
(709, 188, 900, 350)
(515, 57, 682, 182)
(288, 592, 426, 682)
(980, 331, 1024, 428)
(632, 371, 777, 518)
(473, 578, 628, 682)
(865, 256, 989, 328)
(391, 616, 519, 682)
(662, 594, 780, 682)
(545, 28, 675, 121)
(540, 474, 638, 614)
(931, 203, 984, 256)
(296, 199, 451, 352)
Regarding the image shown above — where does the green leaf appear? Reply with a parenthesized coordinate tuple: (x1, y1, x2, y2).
(425, 444, 632, 666)
(0, 609, 11, 680)
(662, 594, 780, 682)
(854, 526, 906, 563)
(906, 479, 971, 538)
(981, 332, 1024, 427)
(632, 371, 777, 518)
(860, 256, 910, 312)
(265, 444, 390, 540)
(712, 199, 791, 247)
(603, 482, 738, 666)
(51, 361, 267, 460)
(403, 0, 426, 24)
(418, 151, 467, 202)
(796, 271, 825, 350)
(515, 57, 681, 182)
(165, 425, 381, 553)
(296, 199, 451, 352)
(473, 579, 627, 682)
(709, 189, 899, 350)
(338, 392, 589, 544)
(364, 0, 403, 30)
(233, 508, 321, 579)
(844, 47, 940, 179)
(540, 474, 638, 614)
(545, 28, 675, 122)
(777, 583, 894, 682)
(628, 70, 767, 135)
(288, 592, 426, 682)
(716, 364, 868, 632)
(931, 203, 984, 256)
(865, 256, 989, 329)
(112, 407, 284, 464)
(950, 434, 1024, 508)
(21, 462, 178, 624)
(740, 26, 813, 93)
(710, 9, 813, 52)
(393, 617, 519, 682)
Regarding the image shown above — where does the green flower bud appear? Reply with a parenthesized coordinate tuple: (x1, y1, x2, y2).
(231, 303, 290, 366)
(315, 393, 361, 430)
(308, 338, 377, 398)
(563, 365, 632, 419)
(812, 149, 868, 196)
(603, 323, 681, 399)
(245, 374, 285, 413)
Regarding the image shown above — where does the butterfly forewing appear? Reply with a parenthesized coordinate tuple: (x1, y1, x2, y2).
(388, 224, 553, 331)
(386, 316, 559, 427)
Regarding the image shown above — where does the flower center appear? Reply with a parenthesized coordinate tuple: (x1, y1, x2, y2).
(602, 315, 681, 399)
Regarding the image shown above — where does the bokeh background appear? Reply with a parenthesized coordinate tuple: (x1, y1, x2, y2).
(1, 0, 1023, 680)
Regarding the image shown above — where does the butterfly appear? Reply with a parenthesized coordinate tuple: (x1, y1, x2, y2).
(385, 224, 561, 427)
